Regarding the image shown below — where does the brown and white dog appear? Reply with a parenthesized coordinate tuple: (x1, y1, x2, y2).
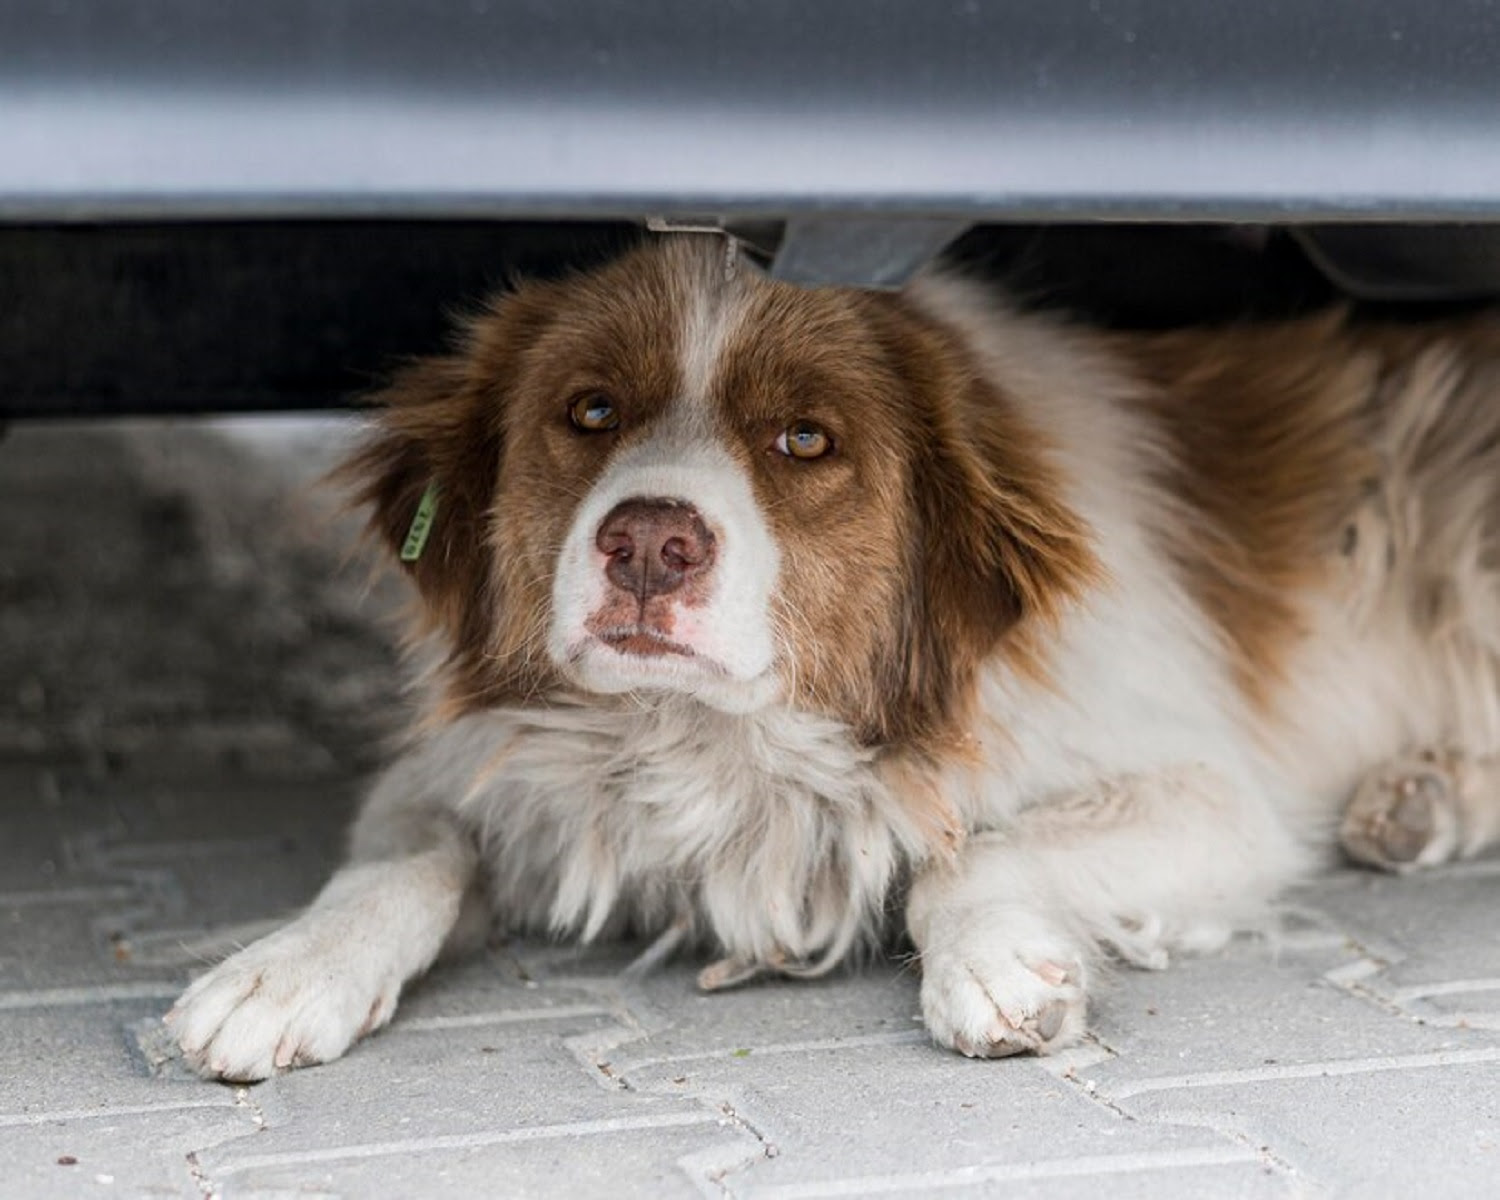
(168, 235, 1500, 1079)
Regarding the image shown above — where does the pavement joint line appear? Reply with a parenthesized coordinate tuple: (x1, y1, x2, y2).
(564, 1018, 662, 1094)
(734, 1145, 1264, 1198)
(1319, 946, 1422, 1023)
(232, 1085, 267, 1133)
(1321, 956, 1388, 986)
(676, 1136, 772, 1199)
(395, 1003, 613, 1032)
(1390, 977, 1500, 1001)
(1437, 857, 1500, 879)
(209, 1110, 724, 1175)
(78, 836, 294, 864)
(1416, 1011, 1500, 1030)
(701, 1099, 778, 1193)
(0, 981, 184, 1009)
(183, 1149, 215, 1200)
(617, 1029, 929, 1074)
(1036, 1035, 1117, 1078)
(0, 885, 136, 907)
(133, 918, 296, 960)
(1047, 1046, 1301, 1196)
(1264, 927, 1352, 954)
(0, 1099, 236, 1128)
(1103, 1045, 1500, 1100)
(1097, 1089, 1305, 1184)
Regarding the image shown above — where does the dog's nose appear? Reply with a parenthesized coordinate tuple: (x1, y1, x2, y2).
(596, 498, 715, 599)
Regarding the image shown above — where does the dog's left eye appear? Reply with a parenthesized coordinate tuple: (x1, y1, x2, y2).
(774, 421, 833, 460)
(568, 393, 620, 433)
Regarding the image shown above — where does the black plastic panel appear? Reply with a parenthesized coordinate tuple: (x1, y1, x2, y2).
(0, 220, 1356, 418)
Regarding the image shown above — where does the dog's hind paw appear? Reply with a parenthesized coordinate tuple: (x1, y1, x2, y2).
(1342, 755, 1463, 872)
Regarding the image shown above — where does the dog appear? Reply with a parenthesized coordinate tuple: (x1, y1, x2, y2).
(167, 234, 1500, 1080)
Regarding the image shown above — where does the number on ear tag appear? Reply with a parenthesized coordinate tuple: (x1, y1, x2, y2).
(400, 482, 440, 562)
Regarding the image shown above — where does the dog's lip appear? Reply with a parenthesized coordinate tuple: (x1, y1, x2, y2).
(580, 628, 734, 680)
(592, 625, 698, 660)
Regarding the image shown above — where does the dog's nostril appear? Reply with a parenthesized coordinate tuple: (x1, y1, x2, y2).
(598, 529, 635, 561)
(596, 498, 715, 599)
(661, 536, 702, 569)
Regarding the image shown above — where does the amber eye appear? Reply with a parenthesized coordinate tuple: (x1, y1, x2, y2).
(568, 393, 620, 433)
(774, 421, 833, 460)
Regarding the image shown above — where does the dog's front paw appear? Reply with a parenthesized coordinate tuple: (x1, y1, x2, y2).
(919, 922, 1088, 1059)
(165, 915, 400, 1082)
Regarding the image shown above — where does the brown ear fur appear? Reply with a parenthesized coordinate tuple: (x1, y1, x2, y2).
(869, 300, 1101, 747)
(338, 353, 502, 652)
(333, 287, 563, 711)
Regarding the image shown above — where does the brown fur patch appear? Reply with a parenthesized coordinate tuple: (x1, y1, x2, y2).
(708, 278, 1100, 749)
(1115, 313, 1382, 715)
(338, 243, 719, 716)
(877, 748, 973, 862)
(334, 350, 515, 710)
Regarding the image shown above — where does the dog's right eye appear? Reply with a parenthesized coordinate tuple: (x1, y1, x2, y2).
(568, 394, 621, 433)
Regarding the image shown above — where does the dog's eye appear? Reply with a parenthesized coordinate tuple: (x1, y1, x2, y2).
(568, 393, 620, 433)
(774, 421, 833, 460)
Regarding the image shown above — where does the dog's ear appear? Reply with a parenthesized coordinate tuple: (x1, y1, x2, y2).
(884, 327, 1101, 748)
(338, 352, 504, 653)
(336, 285, 564, 713)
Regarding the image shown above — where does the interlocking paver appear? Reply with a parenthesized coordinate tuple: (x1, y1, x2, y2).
(629, 1037, 1285, 1198)
(1074, 931, 1500, 1090)
(0, 1107, 254, 1200)
(6, 422, 1500, 1198)
(196, 1002, 755, 1198)
(1119, 1062, 1500, 1198)
(211, 1120, 759, 1200)
(1296, 863, 1500, 1032)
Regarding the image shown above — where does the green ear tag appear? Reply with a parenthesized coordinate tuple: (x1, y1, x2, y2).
(399, 482, 440, 562)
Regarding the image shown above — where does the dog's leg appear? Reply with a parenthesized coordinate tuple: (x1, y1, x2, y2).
(166, 772, 478, 1082)
(1341, 749, 1500, 872)
(908, 764, 1299, 1058)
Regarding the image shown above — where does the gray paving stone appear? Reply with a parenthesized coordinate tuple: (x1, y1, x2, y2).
(199, 1013, 752, 1197)
(1076, 927, 1500, 1095)
(1120, 1061, 1500, 1198)
(0, 1002, 208, 1117)
(378, 952, 617, 1030)
(0, 767, 115, 891)
(0, 1106, 252, 1200)
(598, 964, 928, 1068)
(1296, 862, 1500, 1032)
(628, 1040, 1282, 1197)
(0, 901, 166, 991)
(211, 1120, 757, 1200)
(737, 1156, 1290, 1200)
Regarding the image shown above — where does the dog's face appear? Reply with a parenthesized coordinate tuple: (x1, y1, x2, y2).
(346, 238, 1094, 747)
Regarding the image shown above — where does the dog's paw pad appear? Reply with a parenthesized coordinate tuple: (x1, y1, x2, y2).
(951, 995, 1073, 1059)
(1342, 759, 1462, 871)
(922, 942, 1087, 1059)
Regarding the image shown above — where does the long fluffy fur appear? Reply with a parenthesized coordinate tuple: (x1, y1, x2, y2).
(167, 238, 1500, 1079)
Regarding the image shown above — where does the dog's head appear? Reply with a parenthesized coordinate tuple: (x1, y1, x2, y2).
(343, 237, 1095, 748)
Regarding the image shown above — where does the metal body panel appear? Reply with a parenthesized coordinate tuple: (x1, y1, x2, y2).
(2, 0, 1499, 222)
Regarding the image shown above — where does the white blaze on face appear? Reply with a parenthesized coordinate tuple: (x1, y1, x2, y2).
(547, 433, 782, 711)
(546, 267, 783, 713)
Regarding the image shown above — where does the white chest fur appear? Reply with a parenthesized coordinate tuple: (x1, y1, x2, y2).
(426, 699, 927, 967)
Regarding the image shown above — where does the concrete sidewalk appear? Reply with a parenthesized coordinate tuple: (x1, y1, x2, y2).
(3, 423, 1499, 1199)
